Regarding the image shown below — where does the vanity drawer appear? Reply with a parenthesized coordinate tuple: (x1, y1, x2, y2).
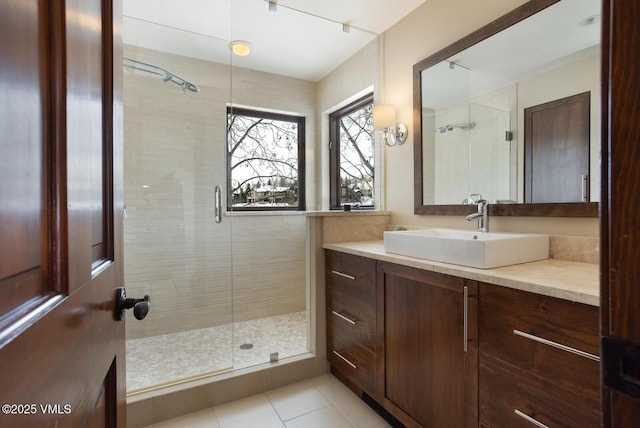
(326, 250, 376, 345)
(327, 306, 376, 351)
(326, 250, 376, 291)
(328, 321, 377, 394)
(479, 284, 600, 398)
(480, 355, 600, 428)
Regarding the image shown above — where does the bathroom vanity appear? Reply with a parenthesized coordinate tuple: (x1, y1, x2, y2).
(324, 242, 600, 428)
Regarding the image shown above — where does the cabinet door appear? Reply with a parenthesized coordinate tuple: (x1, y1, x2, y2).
(377, 262, 478, 428)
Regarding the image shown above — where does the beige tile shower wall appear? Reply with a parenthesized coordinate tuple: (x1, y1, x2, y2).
(434, 102, 471, 204)
(124, 47, 232, 340)
(229, 214, 307, 323)
(124, 46, 314, 339)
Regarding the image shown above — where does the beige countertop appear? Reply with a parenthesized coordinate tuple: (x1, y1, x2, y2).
(323, 240, 599, 306)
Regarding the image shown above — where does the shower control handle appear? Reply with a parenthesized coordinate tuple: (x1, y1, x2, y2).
(115, 287, 150, 321)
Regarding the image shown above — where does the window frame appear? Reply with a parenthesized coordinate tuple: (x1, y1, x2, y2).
(227, 107, 306, 212)
(329, 93, 375, 210)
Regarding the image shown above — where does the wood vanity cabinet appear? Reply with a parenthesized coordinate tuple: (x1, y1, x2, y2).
(479, 284, 601, 427)
(325, 250, 378, 396)
(376, 261, 479, 428)
(325, 250, 599, 428)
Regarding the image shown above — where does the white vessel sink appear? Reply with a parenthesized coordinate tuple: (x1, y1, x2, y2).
(383, 228, 549, 269)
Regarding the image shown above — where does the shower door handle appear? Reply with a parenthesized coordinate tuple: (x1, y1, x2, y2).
(581, 174, 589, 202)
(214, 185, 222, 223)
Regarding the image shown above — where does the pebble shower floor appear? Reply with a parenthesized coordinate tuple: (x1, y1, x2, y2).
(126, 311, 308, 393)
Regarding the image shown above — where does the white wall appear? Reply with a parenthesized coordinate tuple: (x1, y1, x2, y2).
(316, 39, 382, 211)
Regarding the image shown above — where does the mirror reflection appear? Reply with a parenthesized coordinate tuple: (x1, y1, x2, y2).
(416, 0, 601, 208)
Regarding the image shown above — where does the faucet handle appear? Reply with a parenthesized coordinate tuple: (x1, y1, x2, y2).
(463, 193, 483, 204)
(472, 198, 486, 209)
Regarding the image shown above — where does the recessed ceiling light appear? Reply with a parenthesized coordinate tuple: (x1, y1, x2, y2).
(230, 40, 251, 57)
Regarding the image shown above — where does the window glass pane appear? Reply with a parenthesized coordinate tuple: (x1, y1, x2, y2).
(227, 109, 304, 210)
(338, 102, 374, 207)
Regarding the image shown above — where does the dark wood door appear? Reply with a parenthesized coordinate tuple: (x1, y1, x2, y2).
(600, 0, 640, 426)
(377, 262, 478, 428)
(524, 91, 591, 203)
(0, 0, 125, 427)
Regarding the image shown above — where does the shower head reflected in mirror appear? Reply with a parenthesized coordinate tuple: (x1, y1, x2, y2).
(436, 122, 476, 134)
(124, 57, 200, 93)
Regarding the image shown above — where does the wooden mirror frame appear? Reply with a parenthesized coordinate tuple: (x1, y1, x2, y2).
(412, 0, 599, 218)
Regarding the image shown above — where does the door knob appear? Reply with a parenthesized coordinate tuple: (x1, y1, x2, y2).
(115, 287, 150, 321)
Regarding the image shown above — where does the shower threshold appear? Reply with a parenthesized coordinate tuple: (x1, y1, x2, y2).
(125, 311, 308, 394)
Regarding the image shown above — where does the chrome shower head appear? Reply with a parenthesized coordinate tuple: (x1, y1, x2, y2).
(436, 123, 476, 134)
(124, 57, 200, 94)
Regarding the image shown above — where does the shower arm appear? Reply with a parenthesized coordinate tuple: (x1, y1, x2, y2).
(436, 122, 476, 134)
(123, 57, 200, 93)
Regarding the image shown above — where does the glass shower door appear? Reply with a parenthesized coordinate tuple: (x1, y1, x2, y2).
(122, 12, 235, 393)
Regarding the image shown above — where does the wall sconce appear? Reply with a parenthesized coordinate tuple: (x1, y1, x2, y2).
(373, 104, 407, 146)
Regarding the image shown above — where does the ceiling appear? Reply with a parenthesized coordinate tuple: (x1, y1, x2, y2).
(422, 0, 602, 108)
(123, 0, 426, 82)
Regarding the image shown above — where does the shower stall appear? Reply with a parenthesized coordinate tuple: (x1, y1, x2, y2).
(121, 15, 312, 394)
(121, 0, 379, 400)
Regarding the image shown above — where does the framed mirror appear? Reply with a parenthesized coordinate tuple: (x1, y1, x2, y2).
(413, 0, 600, 217)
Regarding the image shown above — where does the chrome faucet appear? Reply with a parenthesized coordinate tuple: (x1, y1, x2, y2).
(466, 199, 488, 232)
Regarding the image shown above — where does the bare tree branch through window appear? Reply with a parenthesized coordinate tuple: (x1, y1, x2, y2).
(227, 108, 305, 210)
(329, 94, 375, 208)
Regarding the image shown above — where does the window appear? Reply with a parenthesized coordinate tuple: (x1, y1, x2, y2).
(227, 107, 305, 211)
(329, 94, 375, 209)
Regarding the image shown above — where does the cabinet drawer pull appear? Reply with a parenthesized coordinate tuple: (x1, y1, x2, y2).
(513, 329, 600, 362)
(332, 310, 357, 325)
(514, 409, 549, 428)
(331, 270, 356, 280)
(333, 350, 357, 369)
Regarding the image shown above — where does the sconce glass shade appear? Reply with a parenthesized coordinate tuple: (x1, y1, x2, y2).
(373, 104, 396, 130)
(373, 104, 407, 146)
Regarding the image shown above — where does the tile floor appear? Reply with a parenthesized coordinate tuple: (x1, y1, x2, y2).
(142, 374, 391, 428)
(127, 312, 309, 392)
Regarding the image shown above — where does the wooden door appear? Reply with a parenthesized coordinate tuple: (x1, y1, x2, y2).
(600, 0, 640, 426)
(0, 0, 126, 427)
(524, 91, 591, 203)
(377, 262, 478, 428)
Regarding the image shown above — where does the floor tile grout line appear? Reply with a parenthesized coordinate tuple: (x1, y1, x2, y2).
(310, 378, 379, 428)
(264, 381, 333, 423)
(280, 404, 353, 427)
(308, 380, 357, 427)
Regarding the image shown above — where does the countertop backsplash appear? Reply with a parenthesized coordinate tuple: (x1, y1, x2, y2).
(548, 235, 599, 264)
